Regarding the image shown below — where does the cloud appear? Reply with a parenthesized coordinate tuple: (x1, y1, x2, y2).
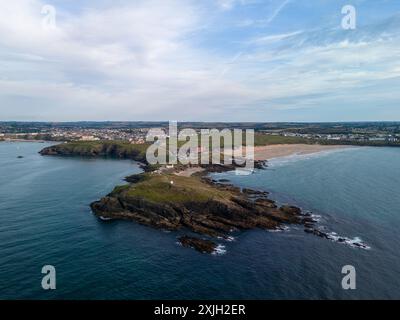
(216, 0, 236, 11)
(239, 18, 400, 115)
(215, 0, 257, 11)
(236, 0, 291, 28)
(251, 30, 303, 45)
(0, 0, 262, 120)
(0, 0, 400, 121)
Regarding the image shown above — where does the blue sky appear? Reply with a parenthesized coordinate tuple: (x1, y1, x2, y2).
(0, 0, 400, 121)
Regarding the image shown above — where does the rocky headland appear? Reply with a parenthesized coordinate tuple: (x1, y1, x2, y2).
(89, 171, 316, 253)
(40, 141, 311, 253)
(39, 141, 368, 253)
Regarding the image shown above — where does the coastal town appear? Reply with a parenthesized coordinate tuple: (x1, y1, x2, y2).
(0, 124, 149, 144)
(0, 122, 399, 145)
(264, 131, 400, 143)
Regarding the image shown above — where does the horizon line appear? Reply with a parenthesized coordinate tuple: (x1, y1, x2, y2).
(1, 120, 400, 124)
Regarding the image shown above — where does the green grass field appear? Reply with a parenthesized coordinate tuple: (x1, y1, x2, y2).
(253, 134, 310, 146)
(116, 173, 231, 204)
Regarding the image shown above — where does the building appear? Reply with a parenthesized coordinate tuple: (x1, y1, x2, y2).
(80, 135, 99, 141)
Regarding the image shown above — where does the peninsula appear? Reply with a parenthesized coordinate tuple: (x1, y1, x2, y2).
(39, 140, 339, 253)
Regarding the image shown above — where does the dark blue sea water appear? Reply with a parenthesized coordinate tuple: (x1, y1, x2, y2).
(0, 142, 399, 299)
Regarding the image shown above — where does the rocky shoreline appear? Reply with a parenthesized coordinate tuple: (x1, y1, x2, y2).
(89, 166, 318, 254)
(39, 141, 369, 254)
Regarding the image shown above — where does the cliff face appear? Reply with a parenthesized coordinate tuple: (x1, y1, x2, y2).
(90, 173, 309, 242)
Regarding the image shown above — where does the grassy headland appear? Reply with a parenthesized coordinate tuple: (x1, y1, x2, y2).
(39, 140, 149, 162)
(90, 171, 310, 251)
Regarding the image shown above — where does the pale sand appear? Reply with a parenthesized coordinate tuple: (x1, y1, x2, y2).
(174, 167, 205, 177)
(173, 144, 351, 177)
(253, 144, 352, 161)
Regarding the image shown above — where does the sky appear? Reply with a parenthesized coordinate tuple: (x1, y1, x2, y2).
(0, 0, 400, 122)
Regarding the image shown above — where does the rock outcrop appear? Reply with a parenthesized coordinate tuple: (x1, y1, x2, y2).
(178, 236, 217, 254)
(90, 173, 310, 243)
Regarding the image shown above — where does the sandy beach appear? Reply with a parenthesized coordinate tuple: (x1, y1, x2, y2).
(174, 144, 351, 177)
(253, 144, 351, 161)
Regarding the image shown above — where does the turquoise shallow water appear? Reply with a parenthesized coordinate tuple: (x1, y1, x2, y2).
(0, 142, 399, 299)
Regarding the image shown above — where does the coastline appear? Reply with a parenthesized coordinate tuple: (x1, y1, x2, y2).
(0, 139, 52, 143)
(253, 144, 354, 161)
(0, 143, 396, 298)
(215, 144, 370, 250)
(175, 144, 351, 177)
(38, 140, 370, 253)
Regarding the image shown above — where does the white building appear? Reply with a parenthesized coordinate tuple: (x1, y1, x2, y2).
(80, 135, 99, 141)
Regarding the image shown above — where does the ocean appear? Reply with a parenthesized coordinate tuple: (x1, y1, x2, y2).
(0, 142, 399, 299)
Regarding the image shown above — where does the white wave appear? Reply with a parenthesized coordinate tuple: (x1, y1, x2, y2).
(212, 244, 227, 255)
(268, 225, 290, 232)
(99, 216, 113, 221)
(268, 147, 359, 168)
(311, 214, 322, 222)
(326, 232, 371, 250)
